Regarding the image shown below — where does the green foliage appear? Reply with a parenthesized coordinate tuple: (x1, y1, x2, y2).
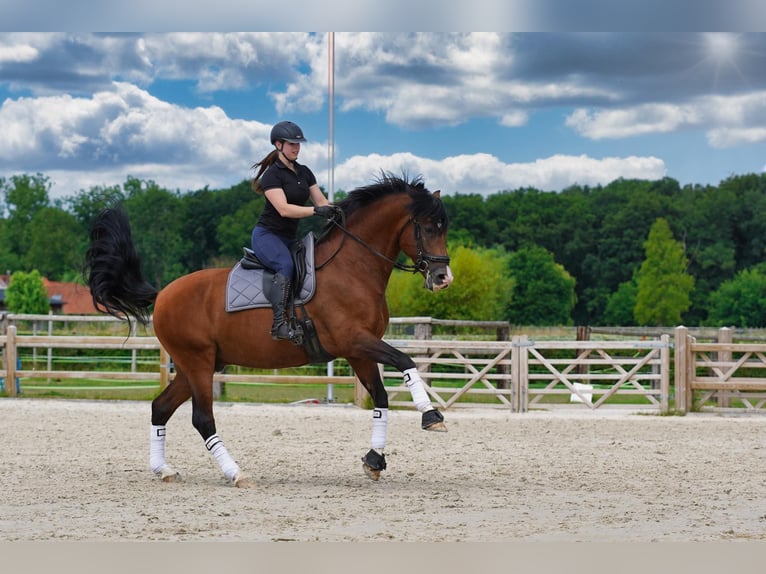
(634, 218, 694, 326)
(707, 263, 766, 327)
(217, 199, 264, 264)
(603, 277, 638, 326)
(0, 173, 51, 275)
(25, 207, 85, 279)
(63, 184, 125, 230)
(123, 180, 185, 287)
(5, 270, 49, 314)
(505, 245, 576, 326)
(3, 170, 766, 327)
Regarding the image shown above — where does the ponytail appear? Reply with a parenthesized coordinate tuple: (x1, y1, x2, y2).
(251, 149, 280, 194)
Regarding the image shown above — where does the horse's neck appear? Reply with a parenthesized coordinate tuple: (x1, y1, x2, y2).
(318, 202, 408, 282)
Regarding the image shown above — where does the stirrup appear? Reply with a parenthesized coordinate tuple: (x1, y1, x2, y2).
(272, 320, 304, 345)
(271, 321, 291, 340)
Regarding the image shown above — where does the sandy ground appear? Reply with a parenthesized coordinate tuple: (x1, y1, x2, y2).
(1, 398, 765, 543)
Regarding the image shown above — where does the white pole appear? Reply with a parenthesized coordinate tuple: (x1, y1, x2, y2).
(328, 32, 335, 205)
(326, 32, 336, 403)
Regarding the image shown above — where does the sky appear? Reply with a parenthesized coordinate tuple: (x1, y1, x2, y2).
(2, 29, 766, 200)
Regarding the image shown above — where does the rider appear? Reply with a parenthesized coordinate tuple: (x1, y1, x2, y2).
(251, 120, 338, 341)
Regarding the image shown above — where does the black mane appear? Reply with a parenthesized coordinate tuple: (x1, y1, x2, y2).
(326, 173, 448, 237)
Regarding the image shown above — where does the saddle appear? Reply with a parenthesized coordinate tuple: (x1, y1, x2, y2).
(227, 233, 316, 311)
(225, 233, 333, 364)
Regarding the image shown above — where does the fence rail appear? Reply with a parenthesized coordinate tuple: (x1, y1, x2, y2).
(4, 315, 766, 413)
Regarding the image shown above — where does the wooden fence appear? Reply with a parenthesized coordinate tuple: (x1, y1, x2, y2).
(674, 325, 766, 413)
(3, 314, 766, 413)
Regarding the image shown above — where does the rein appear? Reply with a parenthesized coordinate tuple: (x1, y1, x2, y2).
(315, 212, 449, 273)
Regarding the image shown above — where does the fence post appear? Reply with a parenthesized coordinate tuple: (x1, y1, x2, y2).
(512, 335, 528, 413)
(5, 325, 18, 397)
(159, 346, 171, 391)
(354, 372, 368, 408)
(660, 334, 670, 414)
(496, 324, 511, 390)
(674, 326, 688, 414)
(575, 326, 591, 376)
(414, 318, 432, 386)
(717, 327, 732, 408)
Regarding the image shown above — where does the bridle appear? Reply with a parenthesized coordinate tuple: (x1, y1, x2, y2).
(316, 211, 450, 278)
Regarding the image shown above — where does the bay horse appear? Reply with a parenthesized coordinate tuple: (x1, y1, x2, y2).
(84, 174, 454, 487)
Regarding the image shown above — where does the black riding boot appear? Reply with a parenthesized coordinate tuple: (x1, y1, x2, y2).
(267, 273, 292, 340)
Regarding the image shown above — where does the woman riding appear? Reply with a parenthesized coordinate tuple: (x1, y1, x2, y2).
(251, 120, 338, 340)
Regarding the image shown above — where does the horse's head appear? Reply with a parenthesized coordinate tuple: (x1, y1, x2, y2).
(402, 185, 454, 292)
(324, 174, 454, 291)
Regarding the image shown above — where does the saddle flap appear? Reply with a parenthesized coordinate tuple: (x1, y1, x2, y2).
(241, 247, 265, 270)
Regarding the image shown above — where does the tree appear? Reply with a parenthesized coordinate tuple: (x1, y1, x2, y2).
(25, 207, 84, 280)
(216, 199, 264, 266)
(505, 245, 576, 325)
(603, 277, 638, 326)
(706, 263, 766, 327)
(634, 218, 694, 326)
(123, 179, 185, 287)
(5, 270, 49, 314)
(1, 173, 51, 273)
(64, 184, 126, 231)
(179, 180, 254, 271)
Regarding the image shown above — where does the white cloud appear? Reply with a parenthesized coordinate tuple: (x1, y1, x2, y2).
(566, 104, 700, 139)
(567, 91, 766, 147)
(0, 43, 38, 63)
(0, 77, 667, 197)
(0, 83, 264, 190)
(331, 151, 665, 196)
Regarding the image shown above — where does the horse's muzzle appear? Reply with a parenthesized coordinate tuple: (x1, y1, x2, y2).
(425, 265, 454, 291)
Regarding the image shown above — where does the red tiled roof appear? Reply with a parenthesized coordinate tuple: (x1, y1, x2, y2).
(41, 278, 100, 314)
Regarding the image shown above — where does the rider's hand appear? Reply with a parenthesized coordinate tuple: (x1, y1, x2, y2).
(314, 205, 340, 220)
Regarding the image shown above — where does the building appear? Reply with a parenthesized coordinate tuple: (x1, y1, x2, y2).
(0, 274, 99, 314)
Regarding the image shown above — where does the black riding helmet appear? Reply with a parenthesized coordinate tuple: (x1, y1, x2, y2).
(270, 121, 307, 145)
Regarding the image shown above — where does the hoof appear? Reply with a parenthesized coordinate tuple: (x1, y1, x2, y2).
(233, 473, 255, 489)
(363, 463, 381, 481)
(361, 449, 386, 481)
(422, 409, 447, 432)
(161, 472, 181, 483)
(157, 465, 181, 482)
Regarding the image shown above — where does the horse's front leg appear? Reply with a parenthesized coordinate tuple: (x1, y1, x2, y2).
(348, 359, 390, 481)
(354, 337, 446, 432)
(347, 339, 447, 481)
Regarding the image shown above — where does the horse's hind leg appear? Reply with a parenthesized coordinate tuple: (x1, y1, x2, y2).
(190, 394, 251, 488)
(149, 370, 192, 482)
(178, 363, 253, 488)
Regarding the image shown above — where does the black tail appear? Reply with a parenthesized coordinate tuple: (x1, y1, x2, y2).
(83, 206, 158, 327)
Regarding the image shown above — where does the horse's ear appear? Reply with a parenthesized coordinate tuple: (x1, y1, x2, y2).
(433, 190, 441, 198)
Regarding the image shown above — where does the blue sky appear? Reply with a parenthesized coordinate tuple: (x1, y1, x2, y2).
(2, 31, 766, 200)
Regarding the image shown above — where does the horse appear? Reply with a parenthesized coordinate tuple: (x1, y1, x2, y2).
(84, 174, 454, 487)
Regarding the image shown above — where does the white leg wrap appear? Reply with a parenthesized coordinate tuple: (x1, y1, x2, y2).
(149, 424, 168, 475)
(403, 368, 433, 413)
(371, 408, 388, 450)
(205, 434, 241, 482)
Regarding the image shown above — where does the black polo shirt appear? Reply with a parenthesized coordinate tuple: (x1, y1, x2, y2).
(257, 158, 318, 238)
